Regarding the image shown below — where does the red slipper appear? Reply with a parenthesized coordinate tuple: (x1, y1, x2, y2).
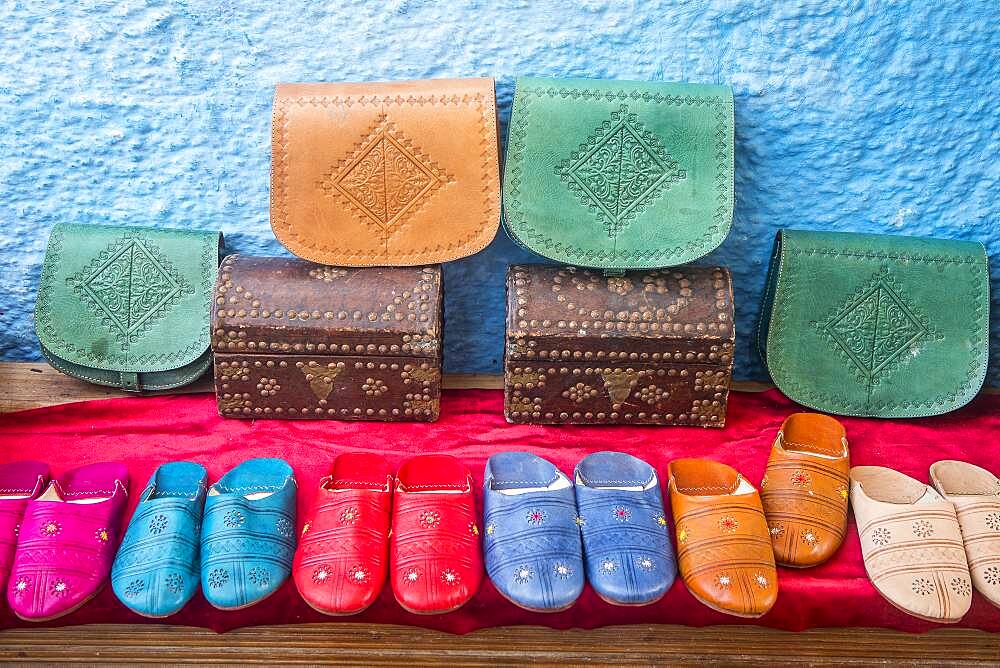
(292, 454, 392, 615)
(390, 454, 482, 614)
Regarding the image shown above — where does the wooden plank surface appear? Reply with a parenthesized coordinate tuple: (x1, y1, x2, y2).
(1, 359, 997, 664)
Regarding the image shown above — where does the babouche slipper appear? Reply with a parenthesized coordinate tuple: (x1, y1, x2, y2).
(0, 461, 49, 586)
(851, 465, 971, 623)
(482, 452, 584, 612)
(390, 454, 482, 614)
(929, 460, 1000, 610)
(575, 452, 676, 606)
(200, 458, 297, 610)
(668, 458, 777, 618)
(8, 462, 129, 621)
(293, 453, 393, 616)
(760, 413, 850, 567)
(111, 462, 208, 617)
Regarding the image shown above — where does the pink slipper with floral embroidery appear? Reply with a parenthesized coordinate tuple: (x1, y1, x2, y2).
(0, 461, 50, 587)
(7, 462, 129, 621)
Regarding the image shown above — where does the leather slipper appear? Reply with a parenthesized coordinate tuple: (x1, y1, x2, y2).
(0, 461, 49, 587)
(575, 452, 676, 606)
(929, 460, 1000, 610)
(668, 458, 776, 618)
(390, 454, 482, 614)
(111, 462, 208, 618)
(8, 462, 129, 621)
(851, 465, 971, 623)
(201, 458, 297, 610)
(293, 453, 393, 616)
(482, 452, 584, 612)
(760, 413, 850, 567)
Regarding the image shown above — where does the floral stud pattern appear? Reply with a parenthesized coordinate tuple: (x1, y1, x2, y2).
(419, 510, 441, 528)
(402, 567, 422, 585)
(275, 518, 293, 537)
(790, 470, 812, 488)
(553, 563, 573, 579)
(440, 569, 460, 586)
(655, 514, 668, 528)
(223, 510, 245, 528)
(50, 579, 69, 597)
(636, 556, 654, 571)
(248, 567, 270, 588)
(149, 514, 168, 535)
(912, 520, 934, 538)
(339, 507, 359, 525)
(835, 484, 849, 501)
(12, 576, 29, 598)
(468, 522, 479, 536)
(208, 568, 229, 589)
(40, 520, 61, 537)
(513, 565, 534, 584)
(871, 527, 891, 546)
(600, 558, 617, 574)
(611, 506, 632, 522)
(800, 527, 820, 547)
(911, 577, 935, 596)
(678, 526, 690, 544)
(714, 573, 732, 589)
(165, 573, 183, 594)
(485, 522, 495, 536)
(769, 523, 785, 538)
(718, 516, 739, 534)
(985, 512, 1000, 532)
(301, 520, 312, 536)
(124, 579, 145, 598)
(950, 577, 972, 596)
(574, 516, 586, 528)
(95, 527, 110, 543)
(526, 509, 547, 525)
(984, 566, 1000, 586)
(312, 565, 332, 584)
(347, 565, 370, 585)
(753, 573, 769, 589)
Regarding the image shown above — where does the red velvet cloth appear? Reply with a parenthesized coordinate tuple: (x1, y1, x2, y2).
(0, 389, 998, 634)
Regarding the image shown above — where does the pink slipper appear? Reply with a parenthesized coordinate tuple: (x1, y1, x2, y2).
(0, 462, 49, 586)
(7, 463, 129, 621)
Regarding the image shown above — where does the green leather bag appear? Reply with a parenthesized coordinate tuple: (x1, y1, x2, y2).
(35, 223, 223, 391)
(502, 77, 734, 270)
(757, 230, 990, 417)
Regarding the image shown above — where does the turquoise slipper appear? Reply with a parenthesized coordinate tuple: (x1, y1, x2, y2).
(200, 458, 297, 610)
(111, 462, 208, 617)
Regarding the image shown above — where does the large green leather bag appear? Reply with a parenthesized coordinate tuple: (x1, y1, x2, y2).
(757, 230, 990, 417)
(35, 223, 222, 391)
(503, 77, 734, 270)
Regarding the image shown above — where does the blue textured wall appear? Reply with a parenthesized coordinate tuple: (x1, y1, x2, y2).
(1, 1, 997, 385)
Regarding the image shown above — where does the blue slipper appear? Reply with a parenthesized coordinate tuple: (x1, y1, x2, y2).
(200, 458, 296, 610)
(483, 452, 584, 612)
(575, 452, 676, 606)
(111, 462, 208, 618)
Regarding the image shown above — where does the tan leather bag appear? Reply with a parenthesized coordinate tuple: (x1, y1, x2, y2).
(271, 78, 500, 266)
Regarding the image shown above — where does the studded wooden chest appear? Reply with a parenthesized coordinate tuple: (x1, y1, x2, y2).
(505, 264, 735, 427)
(212, 254, 442, 421)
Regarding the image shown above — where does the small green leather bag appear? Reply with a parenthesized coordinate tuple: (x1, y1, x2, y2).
(756, 230, 990, 417)
(35, 223, 223, 391)
(502, 77, 734, 270)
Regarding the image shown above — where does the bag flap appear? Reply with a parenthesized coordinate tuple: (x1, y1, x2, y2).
(503, 77, 734, 270)
(270, 78, 500, 267)
(35, 223, 222, 374)
(759, 229, 990, 417)
(212, 255, 441, 358)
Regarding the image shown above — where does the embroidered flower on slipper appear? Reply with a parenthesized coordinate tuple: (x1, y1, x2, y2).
(800, 527, 820, 547)
(165, 573, 183, 594)
(611, 506, 631, 522)
(655, 514, 668, 527)
(40, 520, 61, 537)
(790, 470, 812, 488)
(440, 569, 460, 586)
(208, 568, 229, 589)
(526, 509, 546, 525)
(402, 567, 422, 585)
(95, 527, 110, 543)
(635, 556, 654, 571)
(678, 526, 690, 544)
(553, 563, 573, 579)
(50, 579, 69, 597)
(149, 514, 168, 535)
(248, 567, 270, 588)
(912, 520, 934, 538)
(12, 576, 29, 598)
(599, 558, 617, 574)
(871, 527, 891, 546)
(714, 573, 731, 589)
(468, 522, 479, 536)
(301, 520, 312, 536)
(339, 507, 359, 525)
(124, 579, 145, 598)
(347, 565, 370, 585)
(275, 518, 293, 538)
(312, 565, 332, 584)
(419, 510, 441, 528)
(513, 565, 534, 584)
(769, 523, 785, 538)
(753, 573, 769, 589)
(718, 516, 739, 534)
(223, 510, 245, 528)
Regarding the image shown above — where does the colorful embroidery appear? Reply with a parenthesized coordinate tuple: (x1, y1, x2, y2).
(655, 514, 668, 527)
(753, 573, 769, 589)
(553, 563, 573, 579)
(718, 516, 739, 534)
(12, 576, 29, 598)
(419, 510, 441, 528)
(347, 565, 370, 585)
(911, 578, 935, 596)
(526, 509, 547, 525)
(835, 484, 849, 501)
(468, 522, 479, 536)
(440, 569, 460, 586)
(485, 523, 495, 536)
(95, 527, 110, 543)
(124, 579, 145, 598)
(714, 573, 731, 589)
(165, 573, 183, 594)
(207, 568, 229, 589)
(678, 527, 689, 544)
(301, 520, 312, 536)
(612, 506, 632, 522)
(312, 565, 332, 584)
(50, 579, 69, 596)
(790, 470, 812, 488)
(41, 520, 61, 537)
(248, 567, 270, 588)
(871, 527, 891, 546)
(574, 516, 586, 528)
(275, 518, 294, 538)
(513, 566, 534, 584)
(223, 510, 245, 528)
(636, 556, 654, 571)
(340, 507, 360, 525)
(950, 577, 972, 596)
(912, 520, 934, 538)
(149, 514, 168, 535)
(403, 567, 422, 584)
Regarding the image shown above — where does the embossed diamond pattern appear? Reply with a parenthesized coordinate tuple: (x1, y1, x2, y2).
(558, 104, 685, 237)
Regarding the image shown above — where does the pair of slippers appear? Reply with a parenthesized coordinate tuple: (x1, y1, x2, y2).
(293, 453, 482, 616)
(1, 461, 129, 622)
(483, 451, 675, 612)
(852, 461, 1000, 623)
(111, 458, 296, 617)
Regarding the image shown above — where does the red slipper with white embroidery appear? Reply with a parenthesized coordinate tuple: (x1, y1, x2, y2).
(292, 453, 392, 616)
(390, 454, 482, 614)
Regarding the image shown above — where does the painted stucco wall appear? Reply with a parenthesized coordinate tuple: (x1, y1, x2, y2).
(1, 1, 997, 384)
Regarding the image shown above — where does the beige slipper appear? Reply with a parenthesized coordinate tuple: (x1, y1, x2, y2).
(929, 460, 1000, 610)
(850, 466, 971, 623)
